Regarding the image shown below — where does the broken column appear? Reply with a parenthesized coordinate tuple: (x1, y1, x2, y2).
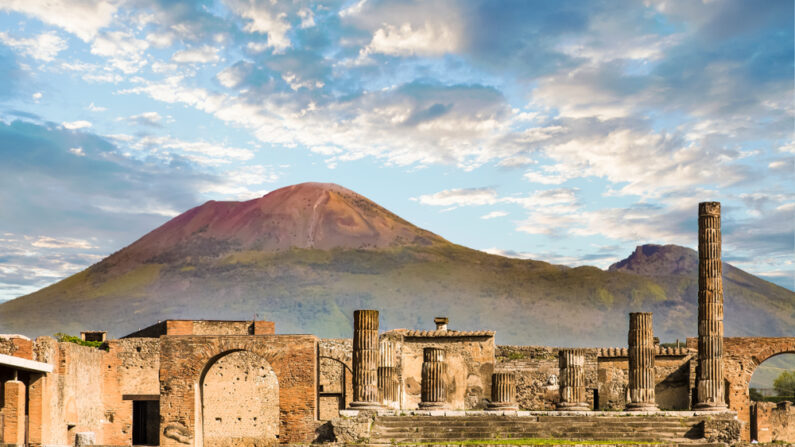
(487, 372, 518, 410)
(350, 309, 382, 409)
(3, 375, 26, 445)
(378, 338, 399, 407)
(557, 348, 589, 411)
(695, 201, 728, 411)
(626, 312, 658, 411)
(419, 347, 447, 409)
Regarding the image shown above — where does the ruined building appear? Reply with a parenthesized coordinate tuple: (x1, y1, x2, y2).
(0, 203, 792, 445)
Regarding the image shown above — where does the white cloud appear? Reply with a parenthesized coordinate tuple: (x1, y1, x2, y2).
(69, 147, 86, 156)
(133, 135, 254, 166)
(0, 0, 117, 41)
(0, 31, 67, 61)
(172, 45, 221, 64)
(298, 8, 315, 29)
(32, 92, 42, 100)
(416, 188, 499, 207)
(91, 31, 149, 74)
(481, 211, 508, 220)
(225, 0, 291, 51)
(128, 111, 162, 126)
(87, 102, 107, 112)
(363, 22, 460, 57)
(31, 236, 94, 249)
(62, 120, 92, 130)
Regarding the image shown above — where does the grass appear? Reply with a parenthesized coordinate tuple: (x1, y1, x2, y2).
(398, 439, 661, 446)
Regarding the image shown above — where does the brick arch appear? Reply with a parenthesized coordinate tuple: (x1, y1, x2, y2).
(723, 337, 795, 441)
(159, 335, 318, 446)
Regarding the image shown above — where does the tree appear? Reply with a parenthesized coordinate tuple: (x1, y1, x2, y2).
(773, 370, 795, 397)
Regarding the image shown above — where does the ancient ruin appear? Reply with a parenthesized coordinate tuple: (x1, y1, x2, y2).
(0, 201, 792, 446)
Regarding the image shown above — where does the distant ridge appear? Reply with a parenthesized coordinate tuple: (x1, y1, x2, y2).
(0, 183, 792, 345)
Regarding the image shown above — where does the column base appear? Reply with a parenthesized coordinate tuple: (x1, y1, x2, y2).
(418, 401, 448, 409)
(349, 401, 384, 410)
(556, 402, 590, 411)
(487, 402, 518, 411)
(694, 402, 728, 411)
(625, 402, 659, 411)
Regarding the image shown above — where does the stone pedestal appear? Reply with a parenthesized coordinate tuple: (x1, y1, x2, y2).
(695, 202, 728, 411)
(557, 348, 589, 411)
(487, 372, 517, 410)
(626, 312, 658, 411)
(419, 348, 447, 409)
(350, 310, 383, 409)
(3, 379, 26, 446)
(378, 339, 398, 406)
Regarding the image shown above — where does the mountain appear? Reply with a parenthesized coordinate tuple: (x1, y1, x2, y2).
(0, 183, 792, 345)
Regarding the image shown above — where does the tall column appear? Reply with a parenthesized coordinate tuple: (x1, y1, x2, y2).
(419, 348, 447, 409)
(3, 378, 26, 445)
(696, 201, 728, 410)
(487, 372, 517, 410)
(557, 349, 589, 411)
(626, 312, 658, 411)
(378, 339, 399, 407)
(350, 309, 382, 409)
(28, 373, 50, 446)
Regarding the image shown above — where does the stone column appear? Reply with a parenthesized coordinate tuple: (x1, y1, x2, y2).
(28, 373, 50, 446)
(419, 347, 447, 409)
(696, 201, 728, 410)
(487, 372, 517, 410)
(626, 312, 658, 411)
(557, 348, 589, 411)
(350, 309, 382, 409)
(3, 378, 26, 445)
(378, 339, 399, 406)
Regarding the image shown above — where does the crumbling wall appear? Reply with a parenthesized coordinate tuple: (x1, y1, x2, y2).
(597, 352, 691, 410)
(498, 346, 598, 410)
(0, 335, 33, 359)
(202, 350, 279, 447)
(753, 401, 795, 442)
(395, 336, 494, 410)
(318, 339, 352, 420)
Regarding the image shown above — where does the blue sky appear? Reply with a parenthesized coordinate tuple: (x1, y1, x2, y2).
(0, 0, 792, 301)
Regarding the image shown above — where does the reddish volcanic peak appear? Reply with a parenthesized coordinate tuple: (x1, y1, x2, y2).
(114, 182, 445, 264)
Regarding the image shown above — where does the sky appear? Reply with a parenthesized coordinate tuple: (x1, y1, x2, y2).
(0, 0, 792, 302)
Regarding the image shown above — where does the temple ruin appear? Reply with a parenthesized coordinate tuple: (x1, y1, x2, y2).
(0, 202, 792, 446)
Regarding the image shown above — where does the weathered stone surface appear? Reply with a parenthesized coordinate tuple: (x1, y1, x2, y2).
(351, 310, 381, 409)
(557, 349, 589, 411)
(74, 431, 96, 446)
(330, 413, 374, 443)
(696, 201, 728, 411)
(488, 372, 517, 410)
(319, 338, 354, 420)
(420, 347, 448, 409)
(626, 312, 658, 411)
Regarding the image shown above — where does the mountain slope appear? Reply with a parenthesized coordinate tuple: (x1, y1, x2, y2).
(0, 183, 792, 345)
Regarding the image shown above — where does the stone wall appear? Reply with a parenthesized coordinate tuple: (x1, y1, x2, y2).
(597, 353, 692, 410)
(0, 336, 32, 360)
(123, 320, 275, 338)
(318, 339, 352, 420)
(389, 334, 494, 410)
(497, 346, 597, 410)
(158, 334, 318, 445)
(753, 401, 795, 443)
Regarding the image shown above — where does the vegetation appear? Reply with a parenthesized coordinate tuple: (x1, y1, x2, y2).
(398, 439, 661, 446)
(53, 333, 108, 350)
(773, 370, 795, 397)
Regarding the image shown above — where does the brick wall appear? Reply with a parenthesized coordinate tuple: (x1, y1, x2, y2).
(159, 335, 318, 445)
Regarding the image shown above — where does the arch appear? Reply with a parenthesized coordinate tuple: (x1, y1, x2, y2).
(158, 335, 318, 446)
(318, 356, 353, 419)
(722, 337, 795, 442)
(199, 349, 279, 447)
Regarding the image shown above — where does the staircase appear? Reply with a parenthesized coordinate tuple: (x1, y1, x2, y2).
(370, 414, 730, 444)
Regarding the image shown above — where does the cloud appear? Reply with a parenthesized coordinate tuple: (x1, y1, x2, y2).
(363, 22, 461, 57)
(416, 188, 499, 207)
(127, 111, 163, 127)
(0, 0, 117, 41)
(171, 45, 221, 64)
(224, 0, 292, 51)
(0, 31, 68, 61)
(90, 31, 149, 74)
(481, 211, 508, 220)
(62, 120, 92, 130)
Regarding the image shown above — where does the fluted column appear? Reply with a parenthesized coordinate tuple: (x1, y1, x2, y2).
(487, 372, 517, 410)
(350, 310, 383, 409)
(626, 312, 658, 411)
(557, 348, 589, 411)
(378, 339, 399, 406)
(419, 348, 447, 409)
(696, 202, 728, 410)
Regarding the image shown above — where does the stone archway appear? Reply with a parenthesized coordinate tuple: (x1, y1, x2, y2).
(200, 350, 279, 447)
(723, 337, 795, 441)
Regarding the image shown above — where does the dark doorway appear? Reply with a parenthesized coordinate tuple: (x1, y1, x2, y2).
(592, 388, 599, 410)
(132, 400, 159, 445)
